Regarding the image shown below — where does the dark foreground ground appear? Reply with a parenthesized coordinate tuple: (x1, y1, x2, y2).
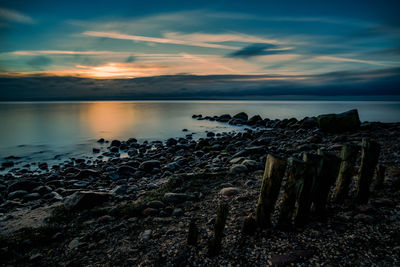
(0, 112, 399, 266)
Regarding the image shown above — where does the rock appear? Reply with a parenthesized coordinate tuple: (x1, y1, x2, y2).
(140, 230, 152, 241)
(1, 161, 14, 168)
(233, 112, 248, 121)
(229, 157, 245, 164)
(8, 190, 28, 199)
(92, 148, 100, 153)
(139, 160, 161, 172)
(306, 135, 322, 143)
(111, 140, 121, 147)
(219, 187, 241, 196)
(117, 165, 136, 175)
(247, 115, 263, 125)
(8, 180, 41, 193)
(300, 117, 318, 129)
(43, 191, 63, 201)
(23, 192, 41, 201)
(317, 109, 361, 133)
(38, 162, 48, 170)
(33, 185, 52, 195)
(242, 159, 258, 169)
(110, 146, 119, 153)
(164, 193, 194, 203)
(147, 200, 165, 209)
(218, 114, 232, 122)
(110, 185, 128, 195)
(97, 138, 105, 143)
(75, 169, 99, 178)
(230, 164, 248, 174)
(172, 208, 184, 216)
(142, 208, 158, 216)
(68, 238, 80, 250)
(207, 132, 215, 137)
(166, 138, 178, 146)
(63, 191, 111, 211)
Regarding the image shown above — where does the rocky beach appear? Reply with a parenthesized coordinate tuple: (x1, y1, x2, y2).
(0, 109, 399, 266)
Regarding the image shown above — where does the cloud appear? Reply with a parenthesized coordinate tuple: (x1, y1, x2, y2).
(26, 56, 52, 69)
(229, 43, 291, 58)
(82, 31, 240, 50)
(1, 68, 399, 101)
(0, 7, 35, 24)
(10, 50, 130, 56)
(125, 56, 135, 63)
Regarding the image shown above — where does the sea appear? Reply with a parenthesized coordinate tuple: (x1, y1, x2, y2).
(1, 100, 399, 168)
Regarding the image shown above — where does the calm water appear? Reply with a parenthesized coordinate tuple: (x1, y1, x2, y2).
(1, 101, 399, 166)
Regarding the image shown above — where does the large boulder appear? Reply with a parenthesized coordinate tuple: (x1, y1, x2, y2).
(139, 160, 161, 172)
(233, 112, 248, 121)
(316, 109, 360, 133)
(63, 191, 111, 211)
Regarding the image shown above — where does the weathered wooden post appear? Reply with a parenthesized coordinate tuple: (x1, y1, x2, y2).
(277, 157, 307, 229)
(333, 144, 359, 203)
(208, 203, 229, 257)
(374, 164, 386, 190)
(294, 153, 322, 227)
(255, 154, 287, 228)
(311, 150, 341, 217)
(356, 138, 380, 204)
(187, 218, 198, 246)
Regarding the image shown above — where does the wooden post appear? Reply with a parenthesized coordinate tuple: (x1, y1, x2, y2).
(255, 154, 287, 228)
(374, 164, 386, 190)
(208, 203, 229, 257)
(241, 215, 257, 236)
(333, 144, 359, 203)
(356, 139, 380, 204)
(277, 157, 307, 230)
(187, 218, 198, 246)
(311, 150, 341, 217)
(294, 153, 322, 227)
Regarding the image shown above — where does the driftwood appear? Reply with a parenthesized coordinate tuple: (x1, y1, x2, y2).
(375, 164, 386, 190)
(277, 157, 307, 229)
(356, 138, 380, 204)
(294, 153, 323, 227)
(311, 150, 341, 217)
(208, 203, 229, 256)
(333, 144, 359, 203)
(255, 154, 287, 228)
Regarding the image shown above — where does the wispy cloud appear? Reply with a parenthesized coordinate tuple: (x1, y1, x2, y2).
(82, 31, 240, 50)
(10, 50, 131, 56)
(0, 7, 35, 24)
(229, 44, 292, 58)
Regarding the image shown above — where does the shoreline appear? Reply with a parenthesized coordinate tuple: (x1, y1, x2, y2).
(0, 109, 399, 265)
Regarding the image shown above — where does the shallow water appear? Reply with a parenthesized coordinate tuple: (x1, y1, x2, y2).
(0, 100, 399, 165)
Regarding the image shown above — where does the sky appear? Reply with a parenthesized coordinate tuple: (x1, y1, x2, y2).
(0, 0, 399, 100)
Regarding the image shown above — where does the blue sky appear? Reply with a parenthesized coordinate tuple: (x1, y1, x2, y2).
(0, 0, 399, 99)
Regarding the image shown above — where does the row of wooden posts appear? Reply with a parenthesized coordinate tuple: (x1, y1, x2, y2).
(256, 137, 381, 229)
(192, 138, 384, 256)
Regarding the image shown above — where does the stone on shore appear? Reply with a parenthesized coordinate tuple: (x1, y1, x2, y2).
(63, 191, 111, 211)
(317, 109, 361, 132)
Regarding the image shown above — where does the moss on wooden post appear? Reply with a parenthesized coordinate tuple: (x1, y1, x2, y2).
(356, 138, 380, 204)
(255, 154, 287, 228)
(294, 153, 322, 227)
(277, 157, 307, 230)
(208, 203, 229, 257)
(333, 144, 359, 203)
(311, 150, 341, 217)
